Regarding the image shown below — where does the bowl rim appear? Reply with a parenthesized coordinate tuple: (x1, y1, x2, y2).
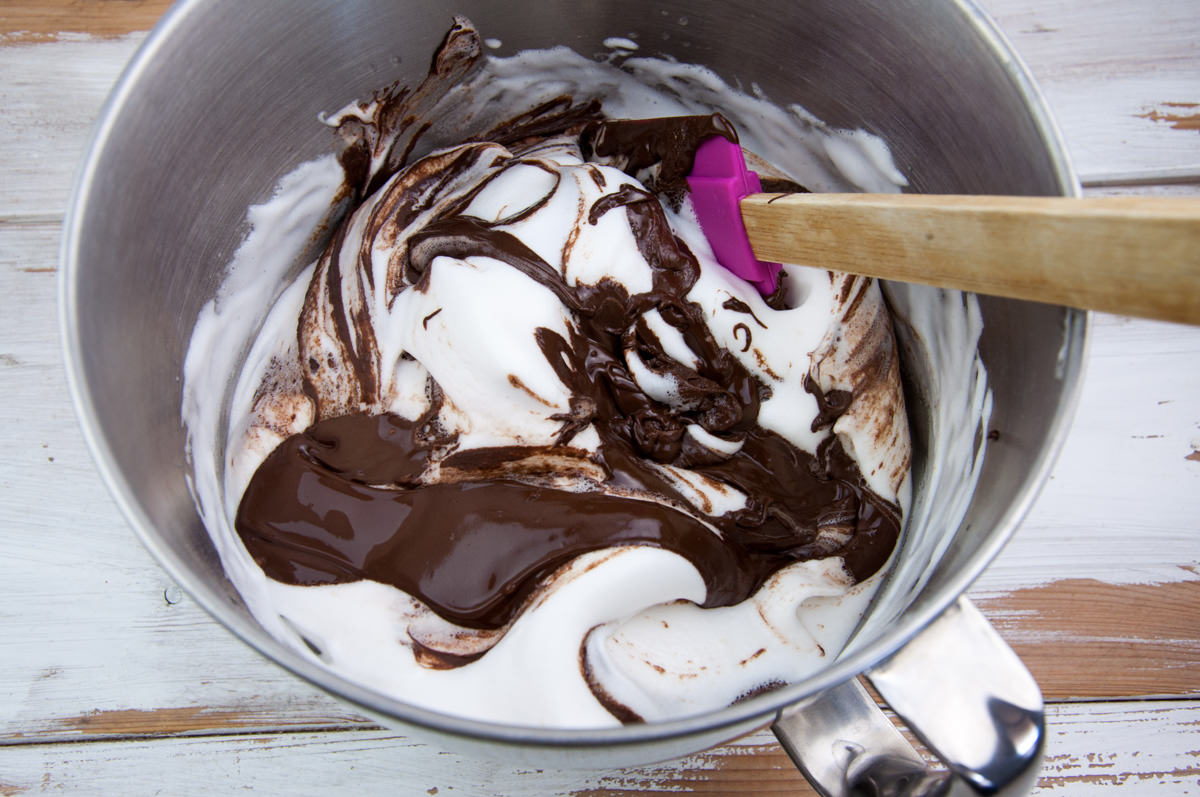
(59, 0, 1089, 750)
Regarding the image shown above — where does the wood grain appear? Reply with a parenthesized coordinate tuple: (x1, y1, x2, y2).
(0, 0, 170, 43)
(741, 193, 1200, 324)
(977, 579, 1200, 699)
(0, 703, 1195, 795)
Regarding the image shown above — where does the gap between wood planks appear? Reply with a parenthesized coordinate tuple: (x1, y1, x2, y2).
(1082, 169, 1200, 188)
(0, 717, 379, 749)
(6, 695, 1195, 750)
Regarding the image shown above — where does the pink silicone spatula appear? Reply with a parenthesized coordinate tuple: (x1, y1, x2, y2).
(685, 135, 1200, 325)
(685, 136, 783, 296)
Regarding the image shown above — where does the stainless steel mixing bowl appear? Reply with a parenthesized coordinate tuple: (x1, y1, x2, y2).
(61, 1, 1085, 793)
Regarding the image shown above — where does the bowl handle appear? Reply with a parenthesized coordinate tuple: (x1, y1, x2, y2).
(772, 597, 1044, 796)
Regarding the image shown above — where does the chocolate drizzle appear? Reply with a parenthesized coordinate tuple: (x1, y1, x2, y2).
(236, 27, 904, 659)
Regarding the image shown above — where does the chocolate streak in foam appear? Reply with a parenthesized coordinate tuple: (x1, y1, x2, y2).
(235, 107, 901, 634)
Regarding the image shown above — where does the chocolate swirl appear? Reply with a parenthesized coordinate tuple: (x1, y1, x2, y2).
(236, 128, 900, 632)
(234, 25, 906, 645)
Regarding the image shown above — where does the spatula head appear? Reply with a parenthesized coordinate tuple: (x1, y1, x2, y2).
(686, 135, 781, 295)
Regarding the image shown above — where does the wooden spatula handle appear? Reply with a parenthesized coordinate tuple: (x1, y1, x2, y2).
(740, 194, 1200, 324)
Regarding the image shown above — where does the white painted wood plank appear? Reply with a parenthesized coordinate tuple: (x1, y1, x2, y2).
(0, 222, 372, 741)
(0, 703, 1195, 796)
(1039, 701, 1200, 793)
(987, 0, 1200, 183)
(0, 33, 144, 219)
(972, 310, 1200, 596)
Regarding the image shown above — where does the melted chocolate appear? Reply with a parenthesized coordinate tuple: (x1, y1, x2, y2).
(240, 322, 896, 630)
(583, 113, 737, 204)
(336, 18, 484, 201)
(239, 415, 768, 629)
(237, 32, 903, 649)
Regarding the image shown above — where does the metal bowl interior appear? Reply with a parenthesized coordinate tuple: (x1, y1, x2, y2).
(61, 0, 1084, 767)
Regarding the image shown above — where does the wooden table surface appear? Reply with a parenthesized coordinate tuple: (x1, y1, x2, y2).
(2, 1, 1198, 794)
